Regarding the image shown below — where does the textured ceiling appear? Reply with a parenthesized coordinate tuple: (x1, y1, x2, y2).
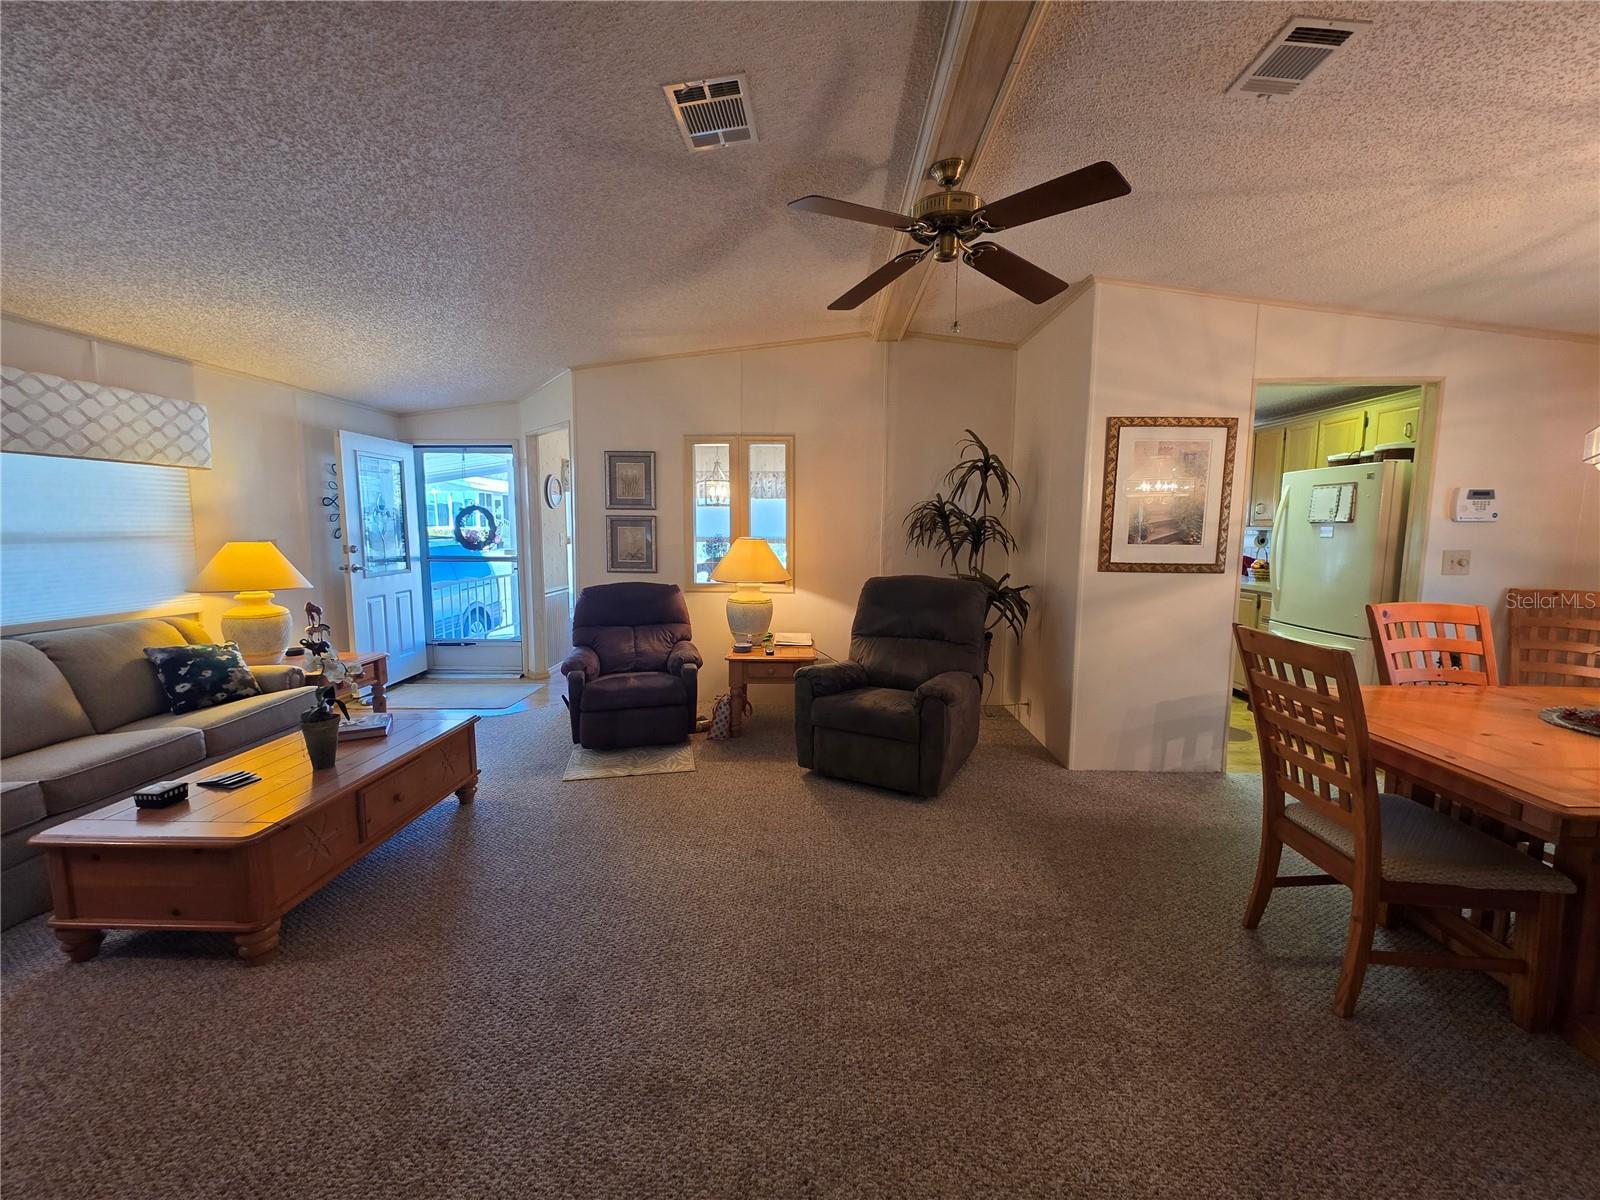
(909, 2, 1600, 341)
(0, 1, 944, 410)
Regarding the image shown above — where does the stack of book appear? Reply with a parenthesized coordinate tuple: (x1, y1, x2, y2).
(337, 713, 392, 741)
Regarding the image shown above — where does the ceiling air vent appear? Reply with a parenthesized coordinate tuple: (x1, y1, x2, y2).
(663, 74, 757, 151)
(1227, 17, 1369, 100)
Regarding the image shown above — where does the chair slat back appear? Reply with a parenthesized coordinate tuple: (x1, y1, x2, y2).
(1366, 602, 1498, 686)
(1506, 588, 1600, 686)
(1234, 625, 1381, 862)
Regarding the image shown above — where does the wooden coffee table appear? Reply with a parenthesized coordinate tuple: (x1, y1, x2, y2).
(30, 714, 478, 965)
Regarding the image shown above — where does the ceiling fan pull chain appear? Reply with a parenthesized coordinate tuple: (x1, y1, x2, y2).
(952, 255, 961, 335)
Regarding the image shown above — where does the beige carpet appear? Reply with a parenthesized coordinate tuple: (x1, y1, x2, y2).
(3, 704, 1596, 1199)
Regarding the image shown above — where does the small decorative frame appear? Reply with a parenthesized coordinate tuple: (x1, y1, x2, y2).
(605, 450, 655, 509)
(1097, 415, 1238, 573)
(607, 515, 657, 573)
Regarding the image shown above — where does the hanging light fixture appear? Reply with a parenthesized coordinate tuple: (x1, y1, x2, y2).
(700, 450, 731, 506)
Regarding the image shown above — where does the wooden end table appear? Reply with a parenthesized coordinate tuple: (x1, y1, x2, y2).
(724, 644, 818, 736)
(30, 715, 477, 965)
(306, 650, 389, 712)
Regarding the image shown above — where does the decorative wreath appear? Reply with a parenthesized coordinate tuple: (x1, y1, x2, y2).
(453, 504, 501, 551)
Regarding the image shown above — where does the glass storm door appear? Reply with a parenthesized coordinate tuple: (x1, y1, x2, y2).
(418, 445, 523, 673)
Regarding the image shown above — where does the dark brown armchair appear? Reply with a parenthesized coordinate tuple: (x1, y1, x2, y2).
(560, 583, 701, 750)
(794, 575, 987, 797)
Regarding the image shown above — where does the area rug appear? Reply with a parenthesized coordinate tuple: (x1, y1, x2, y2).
(382, 680, 543, 711)
(562, 741, 696, 780)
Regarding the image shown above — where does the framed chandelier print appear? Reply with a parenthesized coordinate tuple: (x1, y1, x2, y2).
(1097, 416, 1238, 573)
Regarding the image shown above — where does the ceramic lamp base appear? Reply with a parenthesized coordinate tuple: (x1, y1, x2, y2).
(221, 591, 293, 665)
(726, 589, 774, 643)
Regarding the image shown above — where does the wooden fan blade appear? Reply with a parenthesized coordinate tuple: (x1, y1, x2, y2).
(975, 161, 1131, 232)
(790, 195, 916, 230)
(962, 243, 1070, 304)
(827, 250, 928, 310)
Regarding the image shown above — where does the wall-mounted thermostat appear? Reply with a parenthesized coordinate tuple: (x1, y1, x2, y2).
(1451, 487, 1499, 522)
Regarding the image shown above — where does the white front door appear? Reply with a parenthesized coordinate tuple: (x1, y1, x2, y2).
(336, 430, 428, 682)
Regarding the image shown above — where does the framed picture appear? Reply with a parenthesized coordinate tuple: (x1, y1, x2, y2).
(607, 515, 656, 573)
(1097, 416, 1238, 573)
(605, 450, 655, 509)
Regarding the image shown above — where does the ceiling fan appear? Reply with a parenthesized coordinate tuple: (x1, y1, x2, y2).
(789, 157, 1131, 311)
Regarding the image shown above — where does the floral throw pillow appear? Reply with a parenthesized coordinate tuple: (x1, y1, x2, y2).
(143, 643, 262, 714)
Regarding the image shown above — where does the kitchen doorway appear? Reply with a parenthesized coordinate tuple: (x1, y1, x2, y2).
(1227, 378, 1440, 772)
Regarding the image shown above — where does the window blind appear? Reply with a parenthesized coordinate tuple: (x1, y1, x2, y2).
(1, 452, 200, 626)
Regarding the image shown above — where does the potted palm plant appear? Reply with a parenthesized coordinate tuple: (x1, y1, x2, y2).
(904, 429, 1031, 679)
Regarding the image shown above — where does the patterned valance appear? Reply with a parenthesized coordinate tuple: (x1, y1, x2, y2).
(1, 366, 212, 470)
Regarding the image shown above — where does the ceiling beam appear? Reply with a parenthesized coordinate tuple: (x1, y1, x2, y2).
(868, 0, 1046, 342)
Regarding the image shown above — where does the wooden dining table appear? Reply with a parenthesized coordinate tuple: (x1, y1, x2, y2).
(1361, 685, 1600, 1061)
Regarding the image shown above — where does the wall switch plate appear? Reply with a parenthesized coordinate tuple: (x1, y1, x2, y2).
(1442, 550, 1471, 576)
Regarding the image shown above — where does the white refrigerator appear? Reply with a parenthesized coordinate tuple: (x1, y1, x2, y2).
(1265, 460, 1411, 684)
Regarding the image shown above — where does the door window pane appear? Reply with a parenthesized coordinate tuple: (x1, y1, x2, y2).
(356, 451, 410, 575)
(748, 441, 788, 570)
(691, 441, 732, 583)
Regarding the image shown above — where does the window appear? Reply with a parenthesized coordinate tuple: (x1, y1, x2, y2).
(1, 453, 199, 626)
(685, 435, 793, 588)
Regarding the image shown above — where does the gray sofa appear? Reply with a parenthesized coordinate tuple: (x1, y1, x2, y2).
(2, 616, 316, 927)
(794, 575, 988, 798)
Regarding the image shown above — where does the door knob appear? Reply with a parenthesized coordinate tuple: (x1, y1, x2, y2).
(341, 563, 364, 573)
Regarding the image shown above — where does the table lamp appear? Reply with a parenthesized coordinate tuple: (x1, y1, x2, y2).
(710, 537, 790, 648)
(191, 541, 314, 664)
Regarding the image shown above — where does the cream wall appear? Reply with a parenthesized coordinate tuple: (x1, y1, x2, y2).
(398, 401, 521, 443)
(1016, 281, 1600, 772)
(1066, 285, 1259, 771)
(520, 371, 574, 436)
(568, 336, 1018, 702)
(1011, 290, 1096, 753)
(0, 314, 400, 647)
(882, 338, 1018, 699)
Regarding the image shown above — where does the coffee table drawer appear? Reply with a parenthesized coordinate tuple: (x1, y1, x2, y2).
(358, 732, 472, 840)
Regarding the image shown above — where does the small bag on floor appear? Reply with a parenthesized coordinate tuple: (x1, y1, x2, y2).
(707, 692, 751, 740)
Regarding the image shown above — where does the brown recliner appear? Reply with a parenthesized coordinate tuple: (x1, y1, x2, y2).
(794, 575, 987, 798)
(560, 583, 702, 751)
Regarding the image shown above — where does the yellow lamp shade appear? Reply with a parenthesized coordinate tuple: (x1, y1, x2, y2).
(190, 542, 312, 665)
(710, 537, 789, 585)
(191, 541, 313, 593)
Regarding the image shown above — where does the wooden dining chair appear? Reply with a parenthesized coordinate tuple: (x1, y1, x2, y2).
(1366, 601, 1499, 686)
(1233, 624, 1574, 1029)
(1504, 587, 1600, 686)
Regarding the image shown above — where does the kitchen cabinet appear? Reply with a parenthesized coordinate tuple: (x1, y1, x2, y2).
(1233, 591, 1257, 690)
(1233, 587, 1272, 691)
(1250, 390, 1420, 527)
(1247, 427, 1284, 524)
(1315, 409, 1367, 464)
(1281, 420, 1319, 474)
(1368, 392, 1421, 449)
